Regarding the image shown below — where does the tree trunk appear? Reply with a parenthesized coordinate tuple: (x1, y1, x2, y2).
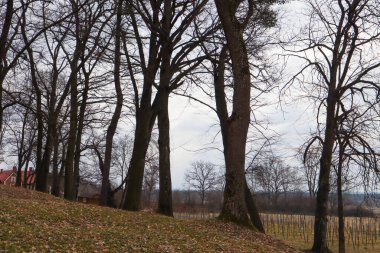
(51, 133, 61, 197)
(312, 93, 337, 253)
(157, 91, 173, 216)
(337, 143, 346, 253)
(100, 0, 123, 207)
(64, 0, 84, 201)
(39, 110, 57, 193)
(156, 0, 173, 216)
(215, 0, 256, 228)
(64, 69, 79, 201)
(219, 123, 252, 227)
(122, 0, 160, 211)
(123, 110, 155, 210)
(337, 173, 345, 253)
(23, 42, 44, 191)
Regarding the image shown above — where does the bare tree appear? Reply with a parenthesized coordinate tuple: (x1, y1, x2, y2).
(284, 1, 380, 251)
(143, 163, 159, 209)
(3, 101, 36, 187)
(0, 0, 73, 150)
(185, 161, 217, 207)
(298, 146, 320, 198)
(112, 135, 133, 188)
(63, 0, 113, 200)
(249, 155, 299, 207)
(123, 0, 213, 216)
(213, 0, 271, 230)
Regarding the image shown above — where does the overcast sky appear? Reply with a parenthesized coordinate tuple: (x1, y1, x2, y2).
(168, 1, 314, 189)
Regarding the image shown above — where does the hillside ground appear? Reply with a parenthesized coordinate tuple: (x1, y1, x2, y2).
(0, 185, 301, 252)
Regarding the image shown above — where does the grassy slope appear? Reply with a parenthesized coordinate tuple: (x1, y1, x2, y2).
(0, 185, 300, 253)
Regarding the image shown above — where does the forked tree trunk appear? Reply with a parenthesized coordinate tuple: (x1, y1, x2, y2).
(214, 0, 256, 228)
(122, 0, 160, 211)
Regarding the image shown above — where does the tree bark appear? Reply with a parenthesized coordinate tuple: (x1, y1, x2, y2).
(337, 142, 346, 253)
(0, 0, 14, 140)
(312, 92, 337, 253)
(214, 0, 256, 228)
(64, 71, 78, 200)
(156, 0, 173, 217)
(157, 91, 173, 216)
(122, 0, 160, 211)
(64, 0, 85, 201)
(39, 92, 58, 193)
(100, 0, 123, 207)
(51, 132, 61, 197)
(123, 110, 155, 210)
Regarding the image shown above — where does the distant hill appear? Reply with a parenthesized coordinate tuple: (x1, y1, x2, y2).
(0, 185, 301, 252)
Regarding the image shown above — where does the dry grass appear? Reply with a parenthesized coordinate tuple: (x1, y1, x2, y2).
(0, 185, 301, 253)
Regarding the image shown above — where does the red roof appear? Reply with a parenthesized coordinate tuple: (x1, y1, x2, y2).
(0, 167, 35, 185)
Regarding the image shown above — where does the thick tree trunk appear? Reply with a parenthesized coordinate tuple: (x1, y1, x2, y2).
(312, 94, 336, 253)
(123, 110, 155, 210)
(122, 0, 161, 211)
(23, 158, 30, 188)
(219, 123, 252, 227)
(51, 134, 61, 197)
(39, 68, 59, 192)
(64, 74, 78, 200)
(39, 112, 57, 193)
(157, 91, 173, 216)
(215, 0, 256, 228)
(156, 0, 173, 216)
